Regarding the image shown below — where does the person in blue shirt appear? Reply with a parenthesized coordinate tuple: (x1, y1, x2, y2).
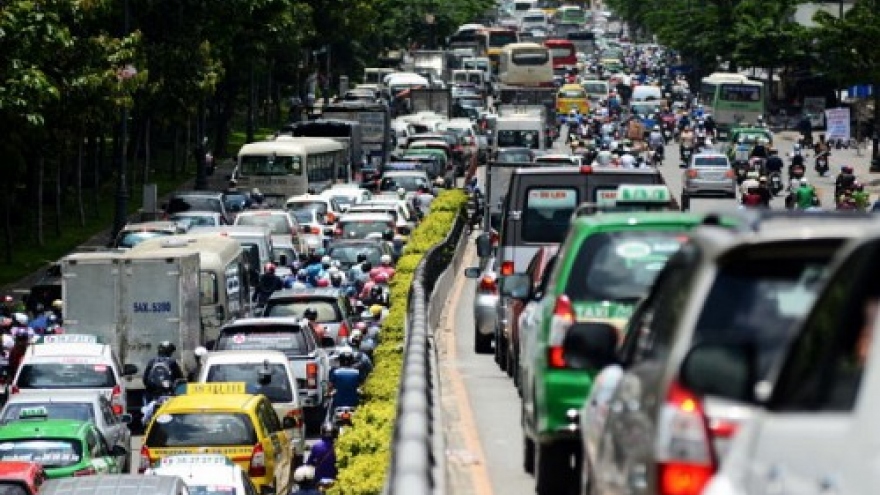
(329, 347, 361, 409)
(305, 423, 337, 485)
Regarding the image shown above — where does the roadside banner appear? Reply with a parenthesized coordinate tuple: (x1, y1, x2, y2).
(824, 107, 851, 141)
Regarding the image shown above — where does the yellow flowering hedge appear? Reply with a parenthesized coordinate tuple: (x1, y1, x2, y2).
(329, 189, 467, 495)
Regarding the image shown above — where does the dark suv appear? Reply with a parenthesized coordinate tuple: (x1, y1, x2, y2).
(263, 288, 357, 344)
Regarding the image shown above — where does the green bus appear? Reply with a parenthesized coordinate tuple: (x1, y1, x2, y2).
(555, 5, 587, 24)
(699, 72, 765, 140)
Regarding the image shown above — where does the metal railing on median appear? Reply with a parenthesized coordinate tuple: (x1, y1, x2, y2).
(385, 207, 468, 495)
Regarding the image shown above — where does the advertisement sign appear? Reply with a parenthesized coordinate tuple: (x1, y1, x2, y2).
(824, 107, 851, 141)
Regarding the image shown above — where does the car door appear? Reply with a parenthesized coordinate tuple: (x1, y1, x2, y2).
(99, 398, 126, 453)
(258, 399, 291, 493)
(594, 246, 701, 495)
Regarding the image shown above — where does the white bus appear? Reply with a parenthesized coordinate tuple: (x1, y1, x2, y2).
(699, 72, 765, 138)
(498, 42, 554, 87)
(233, 136, 348, 200)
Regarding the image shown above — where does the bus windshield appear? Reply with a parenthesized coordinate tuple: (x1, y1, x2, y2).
(497, 130, 541, 149)
(239, 155, 302, 176)
(512, 49, 550, 65)
(720, 84, 762, 102)
(489, 31, 519, 48)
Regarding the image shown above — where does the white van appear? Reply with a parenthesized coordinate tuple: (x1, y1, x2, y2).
(630, 85, 663, 102)
(188, 224, 274, 287)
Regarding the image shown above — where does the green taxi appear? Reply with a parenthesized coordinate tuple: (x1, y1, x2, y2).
(506, 211, 735, 495)
(0, 407, 126, 478)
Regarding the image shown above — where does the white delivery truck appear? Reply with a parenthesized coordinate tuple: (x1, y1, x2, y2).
(493, 105, 547, 153)
(61, 250, 202, 414)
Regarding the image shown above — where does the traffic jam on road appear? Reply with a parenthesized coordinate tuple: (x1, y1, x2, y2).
(2, 0, 880, 493)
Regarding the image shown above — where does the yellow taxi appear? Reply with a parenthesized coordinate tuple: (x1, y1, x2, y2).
(556, 83, 589, 116)
(139, 382, 295, 495)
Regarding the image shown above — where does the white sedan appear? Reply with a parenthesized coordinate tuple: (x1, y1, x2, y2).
(146, 454, 259, 495)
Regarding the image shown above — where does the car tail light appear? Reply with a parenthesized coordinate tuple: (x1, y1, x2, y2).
(249, 443, 267, 477)
(10, 386, 18, 395)
(500, 261, 514, 276)
(138, 445, 152, 473)
(479, 275, 498, 294)
(110, 385, 124, 415)
(306, 362, 318, 389)
(334, 227, 343, 237)
(327, 212, 336, 223)
(73, 467, 97, 477)
(656, 381, 717, 495)
(286, 408, 304, 427)
(724, 169, 735, 179)
(338, 321, 350, 339)
(687, 169, 699, 178)
(579, 165, 593, 174)
(547, 295, 574, 369)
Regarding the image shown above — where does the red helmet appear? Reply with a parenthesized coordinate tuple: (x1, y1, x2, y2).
(316, 278, 330, 287)
(264, 263, 276, 274)
(373, 272, 389, 284)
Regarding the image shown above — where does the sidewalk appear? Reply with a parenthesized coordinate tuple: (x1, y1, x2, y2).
(1, 159, 236, 297)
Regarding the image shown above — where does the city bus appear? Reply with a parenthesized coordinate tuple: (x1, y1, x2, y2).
(567, 30, 596, 56)
(477, 27, 521, 72)
(233, 137, 348, 200)
(554, 5, 587, 25)
(498, 43, 554, 87)
(543, 39, 577, 70)
(280, 119, 363, 181)
(699, 72, 766, 140)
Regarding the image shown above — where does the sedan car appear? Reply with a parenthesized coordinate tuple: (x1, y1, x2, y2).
(0, 391, 132, 463)
(683, 152, 737, 198)
(464, 257, 499, 354)
(262, 287, 358, 345)
(233, 209, 305, 254)
(168, 211, 228, 229)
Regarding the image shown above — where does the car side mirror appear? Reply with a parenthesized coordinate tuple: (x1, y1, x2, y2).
(110, 444, 128, 457)
(463, 266, 481, 278)
(122, 364, 138, 376)
(398, 226, 411, 236)
(321, 336, 336, 348)
(500, 273, 531, 300)
(119, 414, 133, 424)
(561, 322, 619, 371)
(475, 233, 492, 257)
(679, 341, 758, 403)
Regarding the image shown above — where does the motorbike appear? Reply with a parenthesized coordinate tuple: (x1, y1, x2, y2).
(680, 146, 693, 168)
(651, 147, 664, 166)
(789, 163, 806, 181)
(768, 171, 784, 196)
(815, 151, 830, 176)
(466, 191, 484, 233)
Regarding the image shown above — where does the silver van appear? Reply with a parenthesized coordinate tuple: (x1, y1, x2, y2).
(41, 475, 188, 495)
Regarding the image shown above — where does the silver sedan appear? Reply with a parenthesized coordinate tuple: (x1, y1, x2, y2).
(464, 257, 499, 354)
(682, 152, 737, 198)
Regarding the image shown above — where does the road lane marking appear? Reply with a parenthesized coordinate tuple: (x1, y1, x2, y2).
(443, 242, 495, 495)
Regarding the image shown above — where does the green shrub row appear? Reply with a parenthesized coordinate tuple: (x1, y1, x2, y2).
(329, 189, 468, 495)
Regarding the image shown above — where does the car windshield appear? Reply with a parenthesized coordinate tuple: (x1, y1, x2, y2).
(215, 327, 309, 356)
(327, 245, 382, 266)
(1, 403, 94, 424)
(0, 439, 83, 468)
(205, 363, 293, 402)
(693, 245, 838, 379)
(339, 220, 392, 239)
(497, 130, 541, 150)
(263, 300, 340, 322)
(288, 209, 317, 225)
(521, 187, 579, 243)
(380, 176, 428, 192)
(288, 201, 328, 215)
(694, 156, 729, 167)
(235, 214, 290, 235)
(145, 413, 257, 447)
(565, 231, 688, 301)
(583, 83, 607, 94)
(115, 230, 172, 248)
(497, 150, 533, 163)
(17, 363, 116, 389)
(170, 214, 218, 228)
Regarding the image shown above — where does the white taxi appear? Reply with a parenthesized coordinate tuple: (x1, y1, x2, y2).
(11, 334, 139, 416)
(146, 454, 259, 495)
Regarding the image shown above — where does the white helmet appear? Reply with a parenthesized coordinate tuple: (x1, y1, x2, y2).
(380, 254, 392, 266)
(13, 313, 27, 326)
(790, 178, 801, 190)
(293, 465, 316, 483)
(321, 255, 332, 266)
(800, 177, 808, 185)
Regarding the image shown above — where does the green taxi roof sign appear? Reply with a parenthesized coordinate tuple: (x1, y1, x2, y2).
(614, 184, 672, 204)
(19, 407, 48, 420)
(37, 334, 103, 345)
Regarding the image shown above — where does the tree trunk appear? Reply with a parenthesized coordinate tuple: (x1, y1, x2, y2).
(3, 181, 11, 264)
(94, 133, 104, 218)
(54, 150, 63, 237)
(77, 133, 85, 227)
(143, 117, 151, 185)
(37, 155, 44, 247)
(186, 117, 192, 174)
(172, 124, 180, 178)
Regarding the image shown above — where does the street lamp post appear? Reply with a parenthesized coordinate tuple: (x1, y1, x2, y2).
(112, 0, 133, 240)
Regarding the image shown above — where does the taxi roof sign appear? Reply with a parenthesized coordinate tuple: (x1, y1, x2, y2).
(19, 407, 48, 420)
(614, 184, 672, 204)
(187, 382, 247, 395)
(38, 334, 102, 345)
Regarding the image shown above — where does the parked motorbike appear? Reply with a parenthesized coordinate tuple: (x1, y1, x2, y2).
(815, 151, 830, 177)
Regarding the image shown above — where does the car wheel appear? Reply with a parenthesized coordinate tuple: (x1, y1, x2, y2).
(474, 331, 493, 354)
(523, 435, 535, 475)
(535, 441, 578, 495)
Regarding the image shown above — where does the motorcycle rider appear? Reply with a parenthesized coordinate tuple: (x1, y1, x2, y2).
(142, 341, 184, 403)
(835, 165, 856, 198)
(852, 182, 871, 210)
(795, 178, 818, 210)
(303, 307, 327, 341)
(347, 330, 374, 382)
(253, 263, 284, 305)
(648, 125, 664, 158)
(740, 171, 760, 196)
(291, 465, 323, 495)
(369, 255, 396, 281)
(765, 148, 783, 175)
(329, 347, 361, 409)
(8, 316, 33, 375)
(306, 423, 338, 486)
(750, 138, 769, 159)
(757, 176, 773, 207)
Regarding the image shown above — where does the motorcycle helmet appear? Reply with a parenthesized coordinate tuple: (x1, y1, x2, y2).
(12, 313, 28, 327)
(356, 252, 367, 264)
(158, 341, 176, 357)
(303, 307, 318, 321)
(321, 255, 332, 269)
(315, 278, 330, 288)
(330, 273, 343, 287)
(297, 269, 308, 281)
(759, 176, 767, 183)
(294, 465, 316, 484)
(264, 263, 276, 275)
(338, 346, 355, 366)
(800, 177, 809, 185)
(320, 422, 338, 440)
(373, 272, 390, 285)
(369, 304, 384, 320)
(361, 261, 372, 273)
(380, 254, 392, 266)
(52, 299, 63, 311)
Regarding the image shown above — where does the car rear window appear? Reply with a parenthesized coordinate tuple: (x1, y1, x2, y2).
(216, 326, 310, 356)
(1, 403, 94, 424)
(115, 230, 172, 248)
(288, 201, 328, 216)
(694, 156, 729, 167)
(145, 413, 257, 447)
(380, 176, 428, 192)
(17, 363, 116, 389)
(692, 242, 839, 379)
(235, 214, 289, 235)
(167, 197, 222, 215)
(565, 231, 687, 301)
(205, 364, 293, 402)
(339, 220, 392, 239)
(328, 245, 381, 266)
(521, 187, 579, 243)
(0, 439, 83, 468)
(263, 299, 340, 322)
